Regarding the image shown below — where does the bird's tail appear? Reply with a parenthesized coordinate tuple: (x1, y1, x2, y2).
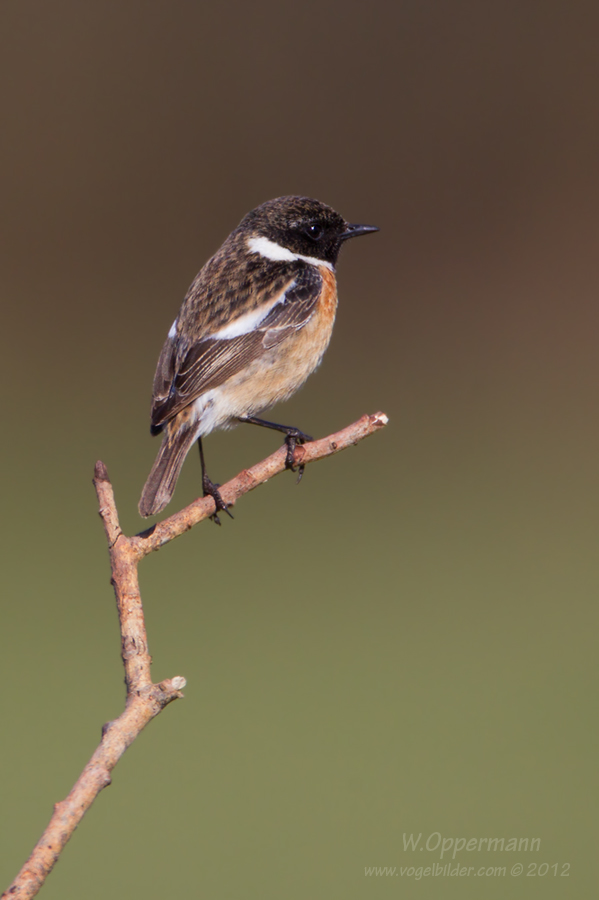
(139, 421, 199, 518)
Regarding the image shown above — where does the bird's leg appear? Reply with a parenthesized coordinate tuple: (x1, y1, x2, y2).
(198, 437, 233, 525)
(238, 416, 313, 482)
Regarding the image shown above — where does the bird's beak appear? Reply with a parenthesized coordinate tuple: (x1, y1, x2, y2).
(339, 222, 380, 241)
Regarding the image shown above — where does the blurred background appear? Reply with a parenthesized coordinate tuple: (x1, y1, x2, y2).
(1, 1, 597, 897)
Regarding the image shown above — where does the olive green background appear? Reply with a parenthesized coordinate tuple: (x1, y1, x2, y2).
(1, 1, 597, 897)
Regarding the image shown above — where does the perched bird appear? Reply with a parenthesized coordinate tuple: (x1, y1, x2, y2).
(139, 195, 378, 520)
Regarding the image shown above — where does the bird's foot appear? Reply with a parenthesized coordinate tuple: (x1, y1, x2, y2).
(284, 428, 313, 483)
(202, 475, 234, 525)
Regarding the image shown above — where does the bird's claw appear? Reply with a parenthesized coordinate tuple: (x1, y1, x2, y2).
(284, 429, 312, 481)
(202, 475, 234, 525)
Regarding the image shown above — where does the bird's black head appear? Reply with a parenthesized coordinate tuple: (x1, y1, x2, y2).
(239, 196, 378, 267)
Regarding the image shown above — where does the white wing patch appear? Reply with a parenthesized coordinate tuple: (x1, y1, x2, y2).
(168, 318, 178, 339)
(247, 236, 333, 271)
(209, 284, 291, 339)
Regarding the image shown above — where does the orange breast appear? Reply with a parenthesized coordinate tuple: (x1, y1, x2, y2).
(319, 265, 338, 324)
(202, 265, 340, 424)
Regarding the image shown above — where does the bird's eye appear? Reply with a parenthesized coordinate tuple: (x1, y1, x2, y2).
(305, 223, 324, 240)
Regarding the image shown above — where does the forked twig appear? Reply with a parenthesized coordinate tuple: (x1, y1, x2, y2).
(2, 412, 388, 900)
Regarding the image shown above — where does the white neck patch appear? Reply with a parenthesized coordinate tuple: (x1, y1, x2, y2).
(247, 235, 334, 271)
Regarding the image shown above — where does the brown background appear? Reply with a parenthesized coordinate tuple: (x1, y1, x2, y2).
(1, 1, 598, 897)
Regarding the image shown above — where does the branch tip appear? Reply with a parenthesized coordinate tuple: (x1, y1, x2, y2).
(370, 411, 389, 427)
(156, 675, 187, 696)
(93, 461, 110, 483)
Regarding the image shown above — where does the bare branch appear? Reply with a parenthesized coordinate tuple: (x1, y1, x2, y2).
(131, 411, 389, 557)
(2, 411, 388, 900)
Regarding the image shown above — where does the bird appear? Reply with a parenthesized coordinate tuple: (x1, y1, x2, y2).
(139, 195, 378, 521)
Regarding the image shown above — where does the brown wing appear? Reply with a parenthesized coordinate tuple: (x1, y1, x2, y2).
(150, 265, 322, 431)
